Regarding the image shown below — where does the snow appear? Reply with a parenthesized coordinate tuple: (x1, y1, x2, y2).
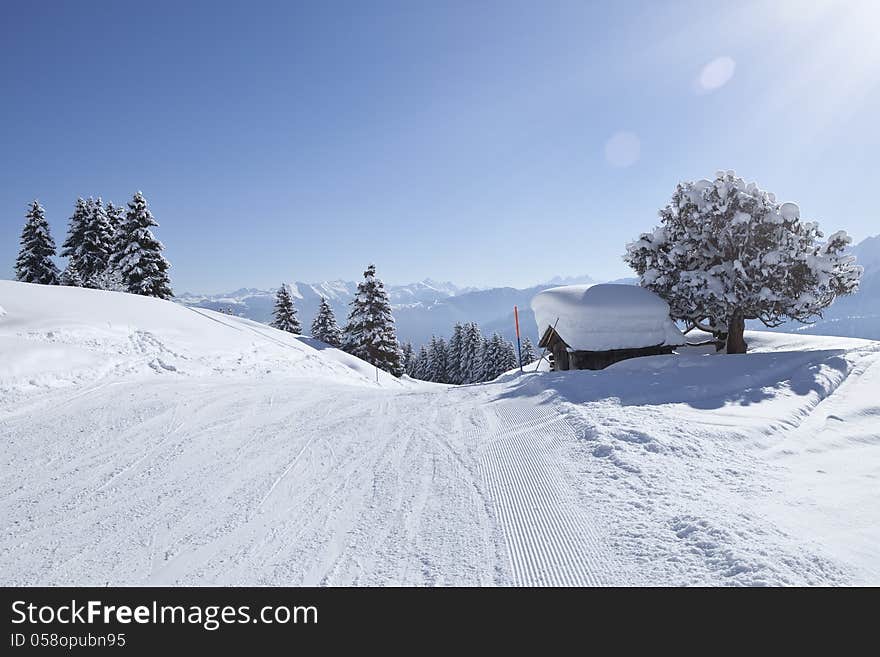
(531, 283, 685, 351)
(0, 280, 400, 397)
(2, 281, 880, 586)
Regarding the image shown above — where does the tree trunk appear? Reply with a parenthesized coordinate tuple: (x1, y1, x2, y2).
(725, 310, 747, 354)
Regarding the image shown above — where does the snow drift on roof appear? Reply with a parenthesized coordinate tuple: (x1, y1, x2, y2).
(531, 283, 685, 351)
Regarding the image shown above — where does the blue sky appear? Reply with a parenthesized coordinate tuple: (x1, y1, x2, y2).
(3, 0, 879, 293)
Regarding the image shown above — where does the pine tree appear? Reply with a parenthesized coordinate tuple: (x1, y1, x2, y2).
(15, 200, 60, 285)
(310, 297, 342, 346)
(413, 345, 429, 380)
(459, 322, 484, 383)
(60, 198, 90, 285)
(271, 284, 302, 333)
(105, 201, 126, 264)
(117, 191, 173, 299)
(446, 323, 464, 384)
(79, 197, 114, 286)
(426, 336, 448, 383)
(400, 342, 415, 376)
(501, 337, 518, 372)
(342, 264, 404, 376)
(520, 336, 536, 366)
(480, 334, 497, 381)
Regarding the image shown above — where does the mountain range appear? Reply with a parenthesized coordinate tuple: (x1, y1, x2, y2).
(176, 234, 880, 347)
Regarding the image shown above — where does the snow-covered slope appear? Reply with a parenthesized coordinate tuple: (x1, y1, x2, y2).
(0, 280, 400, 397)
(2, 281, 879, 586)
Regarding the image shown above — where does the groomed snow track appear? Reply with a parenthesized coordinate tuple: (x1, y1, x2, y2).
(476, 399, 620, 586)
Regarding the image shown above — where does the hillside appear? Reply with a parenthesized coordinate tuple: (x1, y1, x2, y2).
(2, 281, 879, 585)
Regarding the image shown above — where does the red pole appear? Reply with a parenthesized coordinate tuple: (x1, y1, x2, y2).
(514, 305, 523, 372)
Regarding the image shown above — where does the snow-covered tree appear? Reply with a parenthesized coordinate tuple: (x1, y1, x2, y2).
(60, 198, 90, 285)
(413, 345, 429, 380)
(60, 261, 85, 287)
(500, 337, 518, 372)
(311, 297, 342, 346)
(15, 200, 60, 285)
(342, 264, 403, 376)
(625, 171, 863, 353)
(400, 342, 415, 376)
(426, 336, 448, 383)
(446, 323, 464, 384)
(271, 284, 302, 333)
(520, 336, 536, 366)
(105, 201, 125, 263)
(117, 191, 173, 299)
(79, 197, 115, 286)
(88, 268, 127, 292)
(459, 322, 484, 384)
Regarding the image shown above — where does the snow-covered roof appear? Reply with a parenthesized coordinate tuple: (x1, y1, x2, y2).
(531, 284, 685, 351)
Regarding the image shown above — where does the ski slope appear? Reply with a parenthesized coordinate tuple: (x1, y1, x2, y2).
(2, 280, 879, 585)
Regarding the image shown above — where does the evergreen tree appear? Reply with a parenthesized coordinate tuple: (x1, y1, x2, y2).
(413, 345, 429, 380)
(342, 264, 403, 376)
(520, 336, 536, 366)
(15, 200, 60, 285)
(79, 197, 114, 285)
(117, 191, 173, 299)
(446, 323, 464, 384)
(60, 260, 85, 287)
(501, 337, 518, 372)
(400, 342, 415, 376)
(459, 322, 484, 383)
(426, 336, 448, 383)
(271, 284, 302, 333)
(480, 334, 497, 381)
(60, 198, 90, 285)
(310, 297, 342, 346)
(105, 201, 126, 264)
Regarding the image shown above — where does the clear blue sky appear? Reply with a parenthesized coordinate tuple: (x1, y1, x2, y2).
(3, 0, 879, 293)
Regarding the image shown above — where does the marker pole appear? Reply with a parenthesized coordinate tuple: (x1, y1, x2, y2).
(514, 305, 523, 373)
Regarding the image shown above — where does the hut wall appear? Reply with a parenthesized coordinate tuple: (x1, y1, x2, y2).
(568, 344, 675, 370)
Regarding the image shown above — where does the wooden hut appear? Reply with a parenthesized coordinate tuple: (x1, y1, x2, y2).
(531, 284, 685, 371)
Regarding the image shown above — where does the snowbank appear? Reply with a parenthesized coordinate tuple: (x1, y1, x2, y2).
(531, 283, 685, 351)
(0, 280, 401, 394)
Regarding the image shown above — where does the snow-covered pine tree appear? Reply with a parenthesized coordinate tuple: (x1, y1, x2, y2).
(426, 336, 449, 383)
(446, 323, 464, 384)
(342, 264, 404, 376)
(400, 342, 415, 376)
(60, 261, 85, 287)
(117, 191, 173, 299)
(271, 284, 302, 333)
(105, 201, 126, 264)
(459, 322, 483, 384)
(501, 337, 518, 372)
(310, 297, 342, 347)
(480, 334, 498, 382)
(413, 345, 429, 380)
(15, 200, 60, 285)
(60, 198, 90, 285)
(519, 336, 536, 366)
(79, 197, 115, 286)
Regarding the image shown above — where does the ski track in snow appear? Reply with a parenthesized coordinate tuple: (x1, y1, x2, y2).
(476, 399, 619, 586)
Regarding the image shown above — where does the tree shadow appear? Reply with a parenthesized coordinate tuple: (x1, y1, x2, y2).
(491, 349, 850, 410)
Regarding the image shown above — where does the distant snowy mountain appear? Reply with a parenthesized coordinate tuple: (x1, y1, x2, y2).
(176, 234, 880, 347)
(176, 277, 599, 346)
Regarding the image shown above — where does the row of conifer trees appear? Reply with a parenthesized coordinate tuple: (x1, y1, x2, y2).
(402, 324, 536, 384)
(269, 264, 405, 377)
(14, 192, 172, 298)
